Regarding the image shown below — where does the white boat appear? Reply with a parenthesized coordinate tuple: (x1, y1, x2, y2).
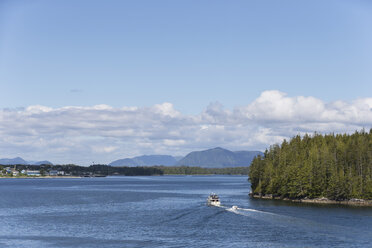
(231, 205, 238, 210)
(207, 193, 221, 206)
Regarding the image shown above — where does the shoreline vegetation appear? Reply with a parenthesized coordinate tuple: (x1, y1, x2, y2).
(1, 164, 249, 178)
(249, 193, 372, 206)
(0, 176, 81, 179)
(248, 130, 372, 206)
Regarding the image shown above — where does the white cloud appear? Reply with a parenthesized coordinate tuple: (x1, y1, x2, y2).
(92, 146, 119, 153)
(163, 139, 186, 146)
(0, 90, 371, 165)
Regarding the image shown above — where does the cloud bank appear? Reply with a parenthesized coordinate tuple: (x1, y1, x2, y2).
(1, 90, 371, 165)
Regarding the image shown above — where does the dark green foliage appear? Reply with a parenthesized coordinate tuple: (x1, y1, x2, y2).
(248, 130, 372, 200)
(0, 163, 246, 176)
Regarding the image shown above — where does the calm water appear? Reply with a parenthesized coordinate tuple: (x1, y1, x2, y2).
(0, 176, 371, 248)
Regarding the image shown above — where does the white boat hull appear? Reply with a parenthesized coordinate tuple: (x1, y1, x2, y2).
(207, 201, 221, 207)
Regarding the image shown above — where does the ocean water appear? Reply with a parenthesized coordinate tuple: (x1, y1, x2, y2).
(0, 175, 371, 248)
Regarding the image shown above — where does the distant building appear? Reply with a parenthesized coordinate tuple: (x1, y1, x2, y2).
(4, 166, 20, 176)
(11, 169, 19, 176)
(49, 170, 58, 176)
(26, 170, 41, 176)
(49, 170, 65, 176)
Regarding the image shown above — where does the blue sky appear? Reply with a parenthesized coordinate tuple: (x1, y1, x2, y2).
(0, 0, 372, 164)
(1, 0, 372, 112)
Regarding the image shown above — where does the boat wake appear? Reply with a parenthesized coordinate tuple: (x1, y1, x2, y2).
(206, 194, 276, 218)
(206, 197, 368, 243)
(164, 207, 203, 223)
(221, 205, 274, 215)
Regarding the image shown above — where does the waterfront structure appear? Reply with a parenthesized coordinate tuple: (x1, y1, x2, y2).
(26, 170, 41, 176)
(11, 169, 19, 176)
(49, 170, 58, 176)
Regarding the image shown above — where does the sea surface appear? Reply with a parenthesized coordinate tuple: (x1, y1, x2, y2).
(0, 175, 371, 248)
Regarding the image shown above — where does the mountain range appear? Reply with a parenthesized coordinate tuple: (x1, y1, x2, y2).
(1, 147, 264, 168)
(109, 155, 179, 167)
(176, 147, 263, 168)
(110, 147, 263, 168)
(0, 157, 53, 165)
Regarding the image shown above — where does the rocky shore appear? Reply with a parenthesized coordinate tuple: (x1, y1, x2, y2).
(249, 193, 372, 206)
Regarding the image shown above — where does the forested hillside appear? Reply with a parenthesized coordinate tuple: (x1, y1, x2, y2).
(249, 130, 372, 200)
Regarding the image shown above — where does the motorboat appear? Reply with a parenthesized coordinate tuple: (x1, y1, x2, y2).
(207, 193, 221, 206)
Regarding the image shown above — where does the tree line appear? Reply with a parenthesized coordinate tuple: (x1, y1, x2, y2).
(1, 164, 248, 176)
(248, 129, 372, 200)
(0, 164, 164, 176)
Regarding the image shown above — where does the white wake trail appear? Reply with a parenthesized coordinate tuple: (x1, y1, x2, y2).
(234, 207, 274, 214)
(212, 204, 282, 223)
(216, 205, 274, 215)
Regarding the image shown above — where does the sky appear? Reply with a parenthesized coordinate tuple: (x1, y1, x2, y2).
(0, 0, 372, 165)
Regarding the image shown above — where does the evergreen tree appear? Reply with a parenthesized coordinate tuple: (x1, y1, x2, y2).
(248, 130, 372, 200)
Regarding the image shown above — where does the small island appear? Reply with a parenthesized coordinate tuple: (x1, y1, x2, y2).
(248, 129, 372, 206)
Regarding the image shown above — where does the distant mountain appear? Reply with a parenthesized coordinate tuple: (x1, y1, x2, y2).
(177, 147, 263, 168)
(110, 155, 179, 167)
(31, 160, 53, 165)
(234, 151, 263, 165)
(0, 157, 53, 165)
(0, 157, 28, 165)
(110, 148, 263, 168)
(133, 155, 179, 166)
(110, 158, 138, 167)
(173, 156, 184, 161)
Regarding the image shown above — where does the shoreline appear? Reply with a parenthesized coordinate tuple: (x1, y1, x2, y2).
(0, 174, 246, 178)
(250, 193, 372, 207)
(0, 176, 81, 179)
